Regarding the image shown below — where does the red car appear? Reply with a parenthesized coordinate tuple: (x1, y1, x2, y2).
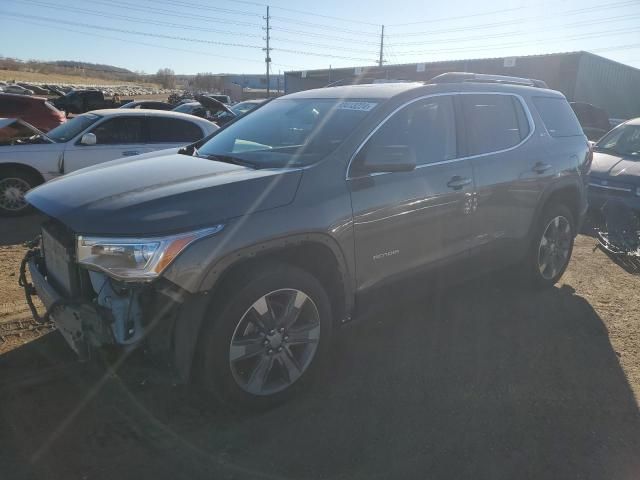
(0, 93, 65, 131)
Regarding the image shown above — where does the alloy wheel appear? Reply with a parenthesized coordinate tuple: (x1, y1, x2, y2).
(228, 288, 321, 396)
(538, 215, 572, 280)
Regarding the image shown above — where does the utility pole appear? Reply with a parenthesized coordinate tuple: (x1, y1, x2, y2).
(378, 25, 384, 67)
(264, 6, 271, 97)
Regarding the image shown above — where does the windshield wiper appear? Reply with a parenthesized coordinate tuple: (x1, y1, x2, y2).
(200, 153, 256, 169)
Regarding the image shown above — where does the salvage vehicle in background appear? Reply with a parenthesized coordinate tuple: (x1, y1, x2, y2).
(22, 74, 590, 409)
(52, 89, 132, 115)
(588, 118, 640, 215)
(0, 93, 66, 131)
(0, 109, 217, 215)
(3, 84, 34, 95)
(570, 102, 612, 141)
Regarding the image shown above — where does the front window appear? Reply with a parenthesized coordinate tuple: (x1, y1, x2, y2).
(596, 123, 640, 157)
(46, 113, 100, 143)
(197, 98, 379, 168)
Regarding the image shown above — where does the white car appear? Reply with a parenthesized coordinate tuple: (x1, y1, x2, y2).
(0, 109, 217, 215)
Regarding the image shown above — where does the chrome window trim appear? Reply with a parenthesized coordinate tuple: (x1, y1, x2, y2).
(588, 183, 632, 193)
(346, 91, 536, 180)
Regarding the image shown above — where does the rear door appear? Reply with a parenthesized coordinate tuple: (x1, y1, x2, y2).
(459, 93, 539, 264)
(348, 95, 476, 291)
(62, 116, 148, 172)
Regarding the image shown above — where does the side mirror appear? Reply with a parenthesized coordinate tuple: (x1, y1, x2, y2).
(80, 133, 96, 146)
(358, 145, 416, 174)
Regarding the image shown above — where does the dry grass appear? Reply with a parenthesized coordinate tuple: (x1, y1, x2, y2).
(0, 69, 159, 87)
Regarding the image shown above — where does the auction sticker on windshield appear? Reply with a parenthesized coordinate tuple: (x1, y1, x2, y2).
(336, 101, 378, 111)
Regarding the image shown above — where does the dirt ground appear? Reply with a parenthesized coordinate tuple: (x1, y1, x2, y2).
(1, 216, 639, 479)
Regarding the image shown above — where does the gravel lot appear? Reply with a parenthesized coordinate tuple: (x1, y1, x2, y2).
(1, 215, 639, 480)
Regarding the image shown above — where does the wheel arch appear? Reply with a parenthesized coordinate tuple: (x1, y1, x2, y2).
(171, 233, 354, 382)
(0, 162, 46, 186)
(531, 181, 582, 237)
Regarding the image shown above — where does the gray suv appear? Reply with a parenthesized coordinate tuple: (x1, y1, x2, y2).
(22, 73, 591, 409)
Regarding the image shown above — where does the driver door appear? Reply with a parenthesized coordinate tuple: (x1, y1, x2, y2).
(62, 116, 149, 172)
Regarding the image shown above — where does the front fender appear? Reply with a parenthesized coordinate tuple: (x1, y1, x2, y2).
(165, 233, 355, 382)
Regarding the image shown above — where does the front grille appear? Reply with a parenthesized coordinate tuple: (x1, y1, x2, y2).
(41, 220, 80, 298)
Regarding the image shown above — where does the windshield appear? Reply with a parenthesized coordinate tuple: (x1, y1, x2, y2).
(46, 113, 100, 143)
(173, 103, 197, 113)
(596, 124, 640, 157)
(198, 98, 378, 167)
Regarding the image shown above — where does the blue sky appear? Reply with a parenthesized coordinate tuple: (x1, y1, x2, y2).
(0, 0, 639, 75)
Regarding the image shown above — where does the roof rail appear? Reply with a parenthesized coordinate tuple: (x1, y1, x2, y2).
(429, 72, 548, 88)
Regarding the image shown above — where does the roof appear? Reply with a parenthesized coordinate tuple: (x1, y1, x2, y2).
(87, 108, 216, 128)
(284, 82, 425, 99)
(282, 80, 562, 101)
(91, 108, 202, 120)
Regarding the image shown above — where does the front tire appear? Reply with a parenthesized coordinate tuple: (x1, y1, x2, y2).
(0, 169, 39, 216)
(524, 204, 575, 288)
(200, 264, 333, 410)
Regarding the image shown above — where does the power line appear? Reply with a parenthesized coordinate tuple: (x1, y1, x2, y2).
(1, 11, 264, 49)
(388, 5, 526, 27)
(7, 18, 285, 68)
(387, 0, 640, 37)
(12, 0, 263, 38)
(270, 25, 381, 45)
(138, 0, 262, 18)
(271, 47, 376, 63)
(67, 0, 263, 27)
(269, 15, 379, 36)
(387, 13, 640, 48)
(269, 37, 379, 54)
(391, 26, 640, 56)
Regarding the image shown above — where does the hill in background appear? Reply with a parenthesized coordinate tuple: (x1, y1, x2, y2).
(0, 57, 157, 85)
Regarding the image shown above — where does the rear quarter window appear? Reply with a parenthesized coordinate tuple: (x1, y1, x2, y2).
(533, 97, 583, 137)
(460, 94, 530, 156)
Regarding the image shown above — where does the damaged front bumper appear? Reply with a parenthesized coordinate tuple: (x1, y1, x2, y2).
(22, 245, 177, 363)
(24, 250, 114, 360)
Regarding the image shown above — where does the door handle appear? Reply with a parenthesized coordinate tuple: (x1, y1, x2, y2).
(532, 161, 552, 174)
(121, 150, 140, 157)
(446, 176, 472, 190)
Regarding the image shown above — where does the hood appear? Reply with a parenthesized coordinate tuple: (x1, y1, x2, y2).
(0, 118, 52, 145)
(590, 151, 640, 181)
(26, 153, 302, 235)
(195, 95, 234, 116)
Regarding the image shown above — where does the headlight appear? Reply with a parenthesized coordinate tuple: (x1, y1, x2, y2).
(76, 225, 224, 281)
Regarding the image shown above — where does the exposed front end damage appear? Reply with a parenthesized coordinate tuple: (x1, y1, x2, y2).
(21, 225, 181, 364)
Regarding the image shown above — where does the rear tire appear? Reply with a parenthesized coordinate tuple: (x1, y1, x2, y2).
(199, 263, 333, 410)
(0, 168, 40, 216)
(523, 204, 575, 288)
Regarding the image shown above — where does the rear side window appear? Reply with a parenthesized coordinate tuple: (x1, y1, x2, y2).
(461, 94, 529, 156)
(534, 97, 583, 137)
(90, 117, 145, 144)
(147, 118, 203, 143)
